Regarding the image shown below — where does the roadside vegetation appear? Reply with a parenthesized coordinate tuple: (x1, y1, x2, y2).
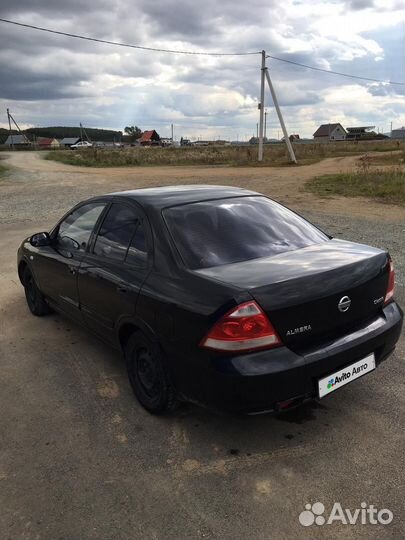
(45, 140, 404, 168)
(365, 151, 405, 166)
(305, 153, 405, 205)
(0, 158, 8, 178)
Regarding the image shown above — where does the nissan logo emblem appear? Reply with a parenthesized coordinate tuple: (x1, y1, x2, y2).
(338, 295, 351, 313)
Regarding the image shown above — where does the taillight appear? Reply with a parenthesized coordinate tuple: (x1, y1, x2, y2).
(384, 258, 395, 304)
(200, 300, 282, 352)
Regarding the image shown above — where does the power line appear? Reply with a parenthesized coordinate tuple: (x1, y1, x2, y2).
(266, 54, 405, 86)
(0, 18, 259, 56)
(1, 17, 403, 86)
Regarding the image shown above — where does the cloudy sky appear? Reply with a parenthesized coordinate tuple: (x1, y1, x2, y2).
(0, 0, 404, 140)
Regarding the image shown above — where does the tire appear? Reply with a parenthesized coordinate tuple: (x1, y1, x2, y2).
(125, 332, 178, 414)
(23, 266, 52, 316)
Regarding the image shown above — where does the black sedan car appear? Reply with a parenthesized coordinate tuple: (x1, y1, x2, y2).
(17, 186, 403, 414)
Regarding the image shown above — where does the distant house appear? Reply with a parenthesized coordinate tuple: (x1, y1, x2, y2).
(313, 123, 346, 142)
(4, 134, 31, 147)
(345, 126, 381, 141)
(37, 137, 60, 149)
(139, 130, 160, 146)
(391, 127, 405, 140)
(60, 137, 81, 147)
(160, 137, 173, 147)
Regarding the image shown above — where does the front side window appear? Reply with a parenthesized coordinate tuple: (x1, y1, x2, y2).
(94, 203, 148, 264)
(56, 202, 105, 255)
(164, 196, 329, 269)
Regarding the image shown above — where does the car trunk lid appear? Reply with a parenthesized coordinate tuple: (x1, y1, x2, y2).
(195, 239, 389, 351)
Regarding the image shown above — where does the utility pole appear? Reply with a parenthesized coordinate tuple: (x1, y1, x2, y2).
(171, 123, 174, 144)
(264, 110, 267, 140)
(258, 50, 266, 161)
(6, 108, 14, 150)
(264, 68, 297, 163)
(257, 52, 297, 163)
(80, 123, 91, 142)
(6, 109, 30, 149)
(390, 121, 393, 138)
(256, 123, 258, 138)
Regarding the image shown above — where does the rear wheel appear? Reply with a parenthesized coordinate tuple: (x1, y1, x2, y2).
(23, 266, 52, 316)
(125, 332, 178, 414)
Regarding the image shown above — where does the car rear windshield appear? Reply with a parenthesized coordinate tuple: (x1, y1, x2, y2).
(163, 196, 329, 269)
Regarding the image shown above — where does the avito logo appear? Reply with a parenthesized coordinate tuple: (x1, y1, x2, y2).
(299, 501, 393, 527)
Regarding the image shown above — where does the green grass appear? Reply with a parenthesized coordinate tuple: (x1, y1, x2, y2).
(305, 168, 405, 205)
(45, 140, 405, 168)
(0, 161, 8, 177)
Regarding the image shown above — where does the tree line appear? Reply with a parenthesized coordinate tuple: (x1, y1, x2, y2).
(0, 126, 124, 143)
(1, 125, 147, 144)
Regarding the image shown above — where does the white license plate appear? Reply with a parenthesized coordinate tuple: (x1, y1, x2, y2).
(318, 353, 376, 398)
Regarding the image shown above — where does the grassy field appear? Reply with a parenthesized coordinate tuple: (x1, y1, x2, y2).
(45, 139, 405, 168)
(366, 151, 405, 166)
(305, 166, 405, 205)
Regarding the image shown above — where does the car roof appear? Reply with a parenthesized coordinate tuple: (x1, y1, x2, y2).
(105, 185, 259, 210)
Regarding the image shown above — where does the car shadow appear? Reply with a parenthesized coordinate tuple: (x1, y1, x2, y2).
(10, 296, 353, 474)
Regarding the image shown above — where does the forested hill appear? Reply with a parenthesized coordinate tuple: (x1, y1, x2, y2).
(26, 126, 123, 141)
(0, 126, 123, 142)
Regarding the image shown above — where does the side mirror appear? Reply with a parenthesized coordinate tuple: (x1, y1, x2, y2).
(30, 232, 51, 247)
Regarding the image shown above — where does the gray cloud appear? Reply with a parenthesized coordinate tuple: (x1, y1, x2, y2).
(368, 84, 402, 96)
(0, 0, 403, 138)
(343, 0, 375, 10)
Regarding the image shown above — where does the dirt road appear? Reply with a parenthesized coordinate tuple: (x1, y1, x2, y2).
(0, 151, 404, 540)
(1, 151, 403, 224)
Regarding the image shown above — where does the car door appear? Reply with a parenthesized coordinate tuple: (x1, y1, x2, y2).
(78, 201, 152, 343)
(35, 201, 107, 321)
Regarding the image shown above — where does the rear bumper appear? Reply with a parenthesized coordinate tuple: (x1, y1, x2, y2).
(202, 302, 403, 413)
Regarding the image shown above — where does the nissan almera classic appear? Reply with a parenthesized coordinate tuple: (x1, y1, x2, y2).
(17, 186, 403, 414)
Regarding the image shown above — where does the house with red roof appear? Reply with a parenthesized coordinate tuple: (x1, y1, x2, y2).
(37, 137, 60, 149)
(139, 130, 161, 146)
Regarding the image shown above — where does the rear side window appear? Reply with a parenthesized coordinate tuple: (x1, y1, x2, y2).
(163, 196, 328, 269)
(94, 203, 148, 264)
